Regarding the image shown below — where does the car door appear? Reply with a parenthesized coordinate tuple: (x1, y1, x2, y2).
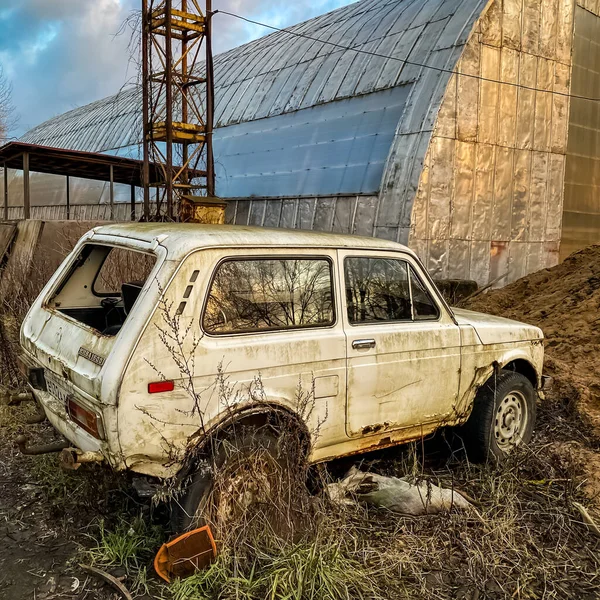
(339, 250, 461, 438)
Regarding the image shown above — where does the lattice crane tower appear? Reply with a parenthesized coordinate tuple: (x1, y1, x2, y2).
(141, 0, 224, 222)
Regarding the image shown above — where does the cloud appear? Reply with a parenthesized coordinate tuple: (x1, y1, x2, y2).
(0, 0, 356, 137)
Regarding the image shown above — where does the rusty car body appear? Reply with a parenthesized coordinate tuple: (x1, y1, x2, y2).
(19, 224, 544, 477)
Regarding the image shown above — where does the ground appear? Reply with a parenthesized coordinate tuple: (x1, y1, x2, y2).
(1, 245, 600, 599)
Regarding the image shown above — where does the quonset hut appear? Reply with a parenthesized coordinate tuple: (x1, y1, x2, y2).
(12, 0, 600, 285)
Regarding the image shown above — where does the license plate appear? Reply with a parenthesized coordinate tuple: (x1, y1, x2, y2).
(45, 373, 71, 405)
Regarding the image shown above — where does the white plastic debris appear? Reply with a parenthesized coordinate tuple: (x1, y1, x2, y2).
(328, 466, 473, 515)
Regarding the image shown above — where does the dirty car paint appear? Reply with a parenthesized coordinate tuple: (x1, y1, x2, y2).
(19, 224, 545, 478)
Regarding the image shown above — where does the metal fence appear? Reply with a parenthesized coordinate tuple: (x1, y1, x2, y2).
(4, 203, 158, 221)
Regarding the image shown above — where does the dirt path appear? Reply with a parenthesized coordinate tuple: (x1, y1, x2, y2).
(0, 407, 122, 600)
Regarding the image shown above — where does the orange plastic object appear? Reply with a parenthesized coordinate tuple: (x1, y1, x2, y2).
(154, 525, 217, 583)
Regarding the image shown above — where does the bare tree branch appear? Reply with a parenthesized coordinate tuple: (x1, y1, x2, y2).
(0, 64, 16, 143)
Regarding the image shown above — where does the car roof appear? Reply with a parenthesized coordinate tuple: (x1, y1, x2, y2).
(88, 223, 414, 260)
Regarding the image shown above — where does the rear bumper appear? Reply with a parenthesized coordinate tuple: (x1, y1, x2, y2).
(19, 351, 104, 454)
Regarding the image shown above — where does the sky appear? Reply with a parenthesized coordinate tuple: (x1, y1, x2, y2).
(0, 0, 356, 138)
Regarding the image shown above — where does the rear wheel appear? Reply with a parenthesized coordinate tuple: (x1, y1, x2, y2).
(171, 427, 305, 539)
(460, 370, 537, 462)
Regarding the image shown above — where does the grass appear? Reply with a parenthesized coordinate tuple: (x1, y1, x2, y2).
(4, 389, 593, 600)
(29, 453, 89, 503)
(162, 417, 600, 600)
(1, 286, 598, 598)
(86, 515, 164, 573)
(169, 539, 384, 600)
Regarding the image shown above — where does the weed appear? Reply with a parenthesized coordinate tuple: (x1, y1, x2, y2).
(0, 400, 40, 434)
(30, 454, 85, 503)
(86, 516, 163, 574)
(169, 537, 386, 600)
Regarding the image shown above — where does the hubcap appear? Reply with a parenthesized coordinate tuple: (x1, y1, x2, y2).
(494, 391, 527, 450)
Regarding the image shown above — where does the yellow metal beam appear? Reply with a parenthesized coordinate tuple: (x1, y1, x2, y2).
(150, 121, 206, 143)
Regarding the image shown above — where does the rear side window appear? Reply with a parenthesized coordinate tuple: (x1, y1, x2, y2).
(203, 258, 334, 334)
(48, 244, 157, 336)
(344, 257, 439, 324)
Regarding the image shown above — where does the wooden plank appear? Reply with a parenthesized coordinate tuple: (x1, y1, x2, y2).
(0, 220, 44, 298)
(0, 223, 17, 266)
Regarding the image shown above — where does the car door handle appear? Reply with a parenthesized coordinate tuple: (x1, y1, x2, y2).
(352, 338, 376, 350)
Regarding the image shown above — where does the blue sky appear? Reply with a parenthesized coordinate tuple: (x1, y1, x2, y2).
(0, 0, 356, 138)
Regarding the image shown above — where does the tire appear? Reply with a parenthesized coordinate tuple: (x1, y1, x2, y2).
(171, 427, 297, 534)
(460, 370, 537, 462)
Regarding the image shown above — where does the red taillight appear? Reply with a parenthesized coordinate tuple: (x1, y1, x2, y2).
(67, 399, 102, 439)
(148, 380, 175, 394)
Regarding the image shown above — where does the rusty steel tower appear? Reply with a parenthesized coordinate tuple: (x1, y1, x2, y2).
(141, 0, 222, 222)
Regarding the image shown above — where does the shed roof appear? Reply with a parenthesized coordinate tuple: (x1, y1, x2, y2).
(0, 141, 196, 186)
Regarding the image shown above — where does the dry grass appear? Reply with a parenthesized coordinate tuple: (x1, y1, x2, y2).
(156, 389, 600, 600)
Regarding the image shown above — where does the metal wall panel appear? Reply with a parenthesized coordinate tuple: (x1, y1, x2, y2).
(562, 5, 600, 259)
(456, 39, 481, 142)
(214, 86, 409, 198)
(491, 146, 514, 241)
(498, 48, 519, 147)
(478, 45, 501, 144)
(450, 141, 476, 240)
(407, 0, 579, 285)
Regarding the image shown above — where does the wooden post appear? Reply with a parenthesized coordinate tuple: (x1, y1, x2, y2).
(66, 175, 70, 220)
(23, 152, 30, 220)
(130, 184, 135, 221)
(3, 164, 7, 221)
(109, 165, 114, 221)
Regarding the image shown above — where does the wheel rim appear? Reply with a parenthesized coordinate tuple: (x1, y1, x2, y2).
(494, 390, 528, 450)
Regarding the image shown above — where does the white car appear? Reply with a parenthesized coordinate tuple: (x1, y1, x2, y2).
(19, 224, 544, 528)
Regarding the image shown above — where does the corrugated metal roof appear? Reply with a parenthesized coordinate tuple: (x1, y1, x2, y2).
(21, 0, 484, 155)
(214, 85, 411, 197)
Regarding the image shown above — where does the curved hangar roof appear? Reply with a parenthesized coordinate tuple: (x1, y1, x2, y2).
(21, 0, 486, 198)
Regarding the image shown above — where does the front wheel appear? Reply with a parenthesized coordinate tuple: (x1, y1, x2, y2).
(460, 370, 537, 462)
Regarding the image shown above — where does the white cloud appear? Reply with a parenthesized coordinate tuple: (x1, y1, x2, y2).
(0, 0, 356, 136)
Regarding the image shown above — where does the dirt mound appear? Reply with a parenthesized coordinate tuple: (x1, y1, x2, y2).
(465, 245, 600, 499)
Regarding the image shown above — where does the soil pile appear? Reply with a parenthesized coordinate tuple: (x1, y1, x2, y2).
(465, 244, 600, 419)
(464, 245, 600, 501)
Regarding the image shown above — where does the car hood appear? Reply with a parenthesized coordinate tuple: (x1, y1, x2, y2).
(452, 308, 544, 345)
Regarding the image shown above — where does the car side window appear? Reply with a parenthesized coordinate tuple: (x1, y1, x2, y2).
(410, 266, 439, 320)
(344, 257, 439, 324)
(203, 257, 334, 334)
(344, 257, 411, 323)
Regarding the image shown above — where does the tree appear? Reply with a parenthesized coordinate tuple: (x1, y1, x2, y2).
(0, 64, 14, 143)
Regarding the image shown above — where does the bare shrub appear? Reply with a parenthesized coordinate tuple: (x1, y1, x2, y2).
(144, 298, 320, 552)
(0, 226, 86, 390)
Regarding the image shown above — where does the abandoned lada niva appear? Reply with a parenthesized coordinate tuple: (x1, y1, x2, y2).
(19, 224, 545, 528)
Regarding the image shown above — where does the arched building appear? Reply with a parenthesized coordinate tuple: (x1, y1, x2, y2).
(9, 0, 600, 285)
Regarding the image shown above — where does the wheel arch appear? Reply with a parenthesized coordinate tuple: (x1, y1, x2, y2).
(176, 401, 311, 480)
(501, 358, 539, 389)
